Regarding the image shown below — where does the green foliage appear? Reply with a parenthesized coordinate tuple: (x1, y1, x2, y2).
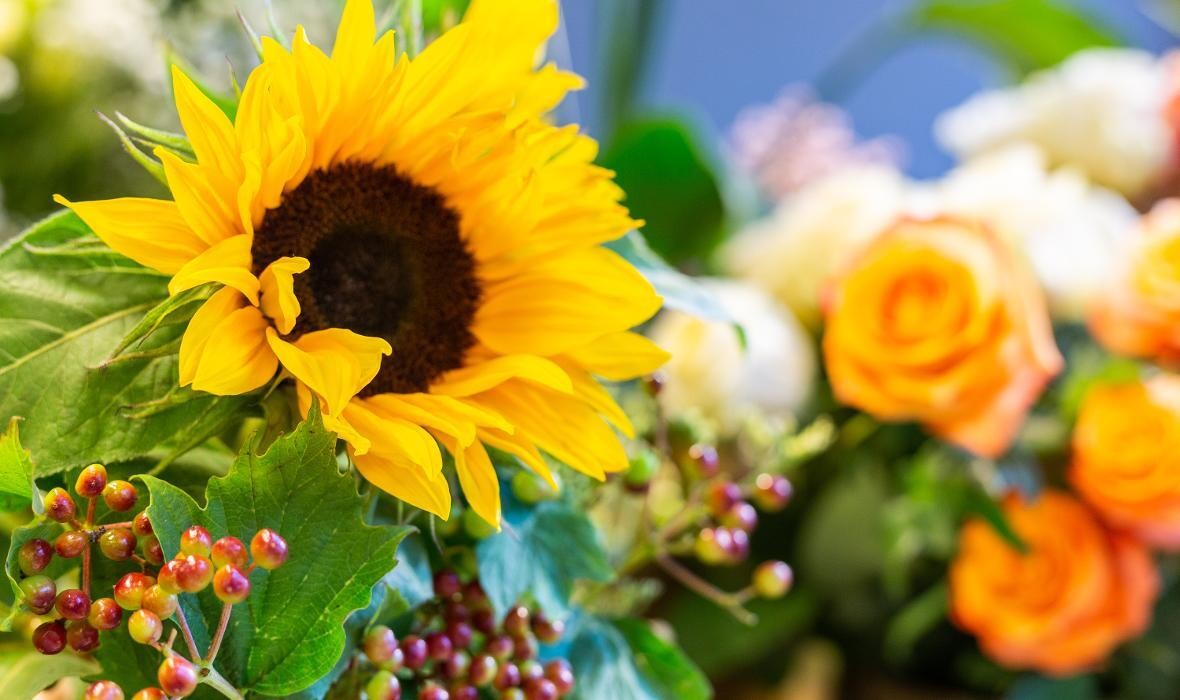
(0, 420, 36, 513)
(1, 519, 66, 630)
(0, 647, 100, 698)
(477, 488, 613, 618)
(601, 119, 727, 266)
(1007, 674, 1099, 700)
(139, 406, 412, 696)
(606, 232, 731, 323)
(0, 211, 254, 475)
(565, 614, 710, 700)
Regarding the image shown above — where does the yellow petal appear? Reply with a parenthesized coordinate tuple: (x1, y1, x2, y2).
(557, 361, 635, 438)
(352, 448, 452, 519)
(168, 234, 260, 304)
(157, 148, 242, 244)
(179, 288, 277, 395)
(564, 331, 670, 381)
(432, 355, 572, 397)
(439, 433, 500, 528)
(53, 196, 206, 275)
(179, 286, 244, 386)
(477, 425, 556, 488)
(332, 0, 376, 66)
(344, 398, 444, 473)
(258, 257, 309, 334)
(171, 66, 241, 178)
(364, 394, 477, 447)
(266, 328, 391, 416)
(295, 383, 373, 454)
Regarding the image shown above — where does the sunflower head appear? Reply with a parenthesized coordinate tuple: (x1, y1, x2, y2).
(57, 0, 668, 527)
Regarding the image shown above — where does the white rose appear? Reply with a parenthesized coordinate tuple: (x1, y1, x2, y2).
(649, 280, 816, 436)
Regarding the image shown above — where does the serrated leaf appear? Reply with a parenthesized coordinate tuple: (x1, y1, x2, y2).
(0, 419, 35, 512)
(605, 232, 730, 323)
(477, 489, 612, 618)
(140, 406, 412, 696)
(565, 614, 711, 700)
(0, 211, 254, 474)
(0, 648, 100, 697)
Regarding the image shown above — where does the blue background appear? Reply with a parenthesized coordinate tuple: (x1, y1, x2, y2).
(557, 0, 1176, 178)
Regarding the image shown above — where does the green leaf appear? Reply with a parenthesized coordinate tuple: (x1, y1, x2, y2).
(601, 118, 727, 266)
(962, 488, 1026, 553)
(477, 490, 612, 618)
(1007, 674, 1098, 700)
(0, 211, 253, 474)
(909, 0, 1119, 75)
(882, 581, 949, 665)
(140, 406, 412, 696)
(2, 518, 67, 630)
(0, 648, 100, 697)
(109, 283, 214, 360)
(566, 615, 710, 700)
(366, 531, 433, 629)
(606, 232, 730, 323)
(0, 419, 35, 512)
(615, 619, 711, 700)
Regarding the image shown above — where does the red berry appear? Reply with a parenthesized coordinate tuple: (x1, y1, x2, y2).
(102, 480, 137, 512)
(75, 464, 108, 499)
(419, 684, 450, 700)
(89, 597, 123, 630)
(157, 560, 183, 594)
(19, 538, 53, 574)
(20, 575, 56, 614)
(84, 680, 123, 700)
(210, 536, 248, 569)
(494, 662, 522, 690)
(531, 614, 564, 644)
(56, 588, 91, 620)
(114, 572, 154, 610)
(132, 511, 153, 536)
(45, 488, 77, 523)
(447, 620, 473, 649)
(33, 620, 66, 654)
(444, 600, 469, 623)
(442, 650, 471, 679)
(753, 474, 792, 512)
(158, 655, 199, 697)
(544, 659, 575, 695)
(98, 528, 137, 560)
(486, 634, 514, 661)
(142, 535, 165, 566)
(401, 634, 428, 670)
(365, 670, 402, 700)
(175, 554, 213, 593)
(383, 647, 405, 672)
(212, 564, 251, 604)
(250, 528, 288, 569)
(470, 654, 498, 686)
(644, 373, 665, 396)
(472, 608, 496, 634)
(55, 530, 88, 558)
(142, 585, 178, 618)
(450, 686, 478, 700)
(462, 580, 488, 608)
(129, 609, 163, 644)
(514, 635, 538, 661)
(131, 690, 166, 700)
(434, 570, 462, 599)
(723, 527, 750, 562)
(426, 631, 453, 661)
(707, 482, 743, 517)
(753, 560, 794, 599)
(722, 502, 759, 532)
(179, 525, 212, 557)
(363, 625, 398, 664)
(524, 678, 559, 700)
(519, 660, 544, 683)
(688, 444, 719, 477)
(503, 605, 530, 636)
(502, 690, 526, 700)
(67, 620, 101, 652)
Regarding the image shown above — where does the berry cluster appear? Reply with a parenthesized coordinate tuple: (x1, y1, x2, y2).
(358, 571, 575, 700)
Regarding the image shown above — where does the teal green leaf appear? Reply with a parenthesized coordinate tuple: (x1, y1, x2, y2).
(606, 232, 730, 323)
(140, 406, 412, 696)
(0, 647, 100, 698)
(909, 0, 1119, 75)
(601, 118, 727, 266)
(566, 615, 710, 700)
(477, 490, 612, 618)
(0, 419, 35, 512)
(0, 211, 254, 474)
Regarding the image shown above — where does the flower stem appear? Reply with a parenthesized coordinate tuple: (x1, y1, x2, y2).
(656, 554, 757, 626)
(81, 544, 91, 597)
(173, 604, 200, 661)
(200, 664, 244, 700)
(205, 603, 233, 664)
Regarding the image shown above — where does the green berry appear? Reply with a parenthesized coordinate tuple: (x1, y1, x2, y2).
(365, 670, 401, 700)
(179, 525, 212, 557)
(752, 474, 792, 512)
(128, 609, 163, 645)
(463, 508, 497, 539)
(363, 625, 398, 664)
(20, 574, 56, 614)
(511, 470, 557, 504)
(624, 450, 660, 489)
(142, 585, 178, 618)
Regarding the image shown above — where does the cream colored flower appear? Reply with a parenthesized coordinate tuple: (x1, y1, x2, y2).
(649, 280, 815, 435)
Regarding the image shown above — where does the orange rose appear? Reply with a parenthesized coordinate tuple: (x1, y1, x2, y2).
(822, 216, 1062, 456)
(1090, 199, 1180, 365)
(950, 491, 1158, 676)
(1070, 375, 1180, 548)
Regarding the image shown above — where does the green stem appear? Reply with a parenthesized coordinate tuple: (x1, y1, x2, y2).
(200, 664, 244, 700)
(205, 603, 233, 665)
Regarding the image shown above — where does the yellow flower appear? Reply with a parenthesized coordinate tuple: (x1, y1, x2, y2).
(56, 0, 666, 526)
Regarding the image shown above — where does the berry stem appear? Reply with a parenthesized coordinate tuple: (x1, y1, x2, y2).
(81, 540, 92, 597)
(200, 664, 244, 700)
(205, 602, 233, 664)
(84, 496, 97, 527)
(655, 553, 757, 626)
(173, 604, 200, 661)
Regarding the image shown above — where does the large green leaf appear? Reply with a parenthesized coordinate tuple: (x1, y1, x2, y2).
(565, 615, 710, 700)
(0, 419, 36, 512)
(909, 0, 1119, 75)
(0, 647, 100, 698)
(139, 407, 412, 696)
(0, 211, 253, 474)
(477, 489, 612, 618)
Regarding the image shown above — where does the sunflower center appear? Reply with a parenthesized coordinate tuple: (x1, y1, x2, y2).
(252, 162, 481, 396)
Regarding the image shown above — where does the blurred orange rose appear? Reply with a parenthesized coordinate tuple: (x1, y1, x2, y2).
(950, 491, 1158, 676)
(1090, 199, 1180, 364)
(822, 216, 1062, 456)
(1070, 376, 1180, 548)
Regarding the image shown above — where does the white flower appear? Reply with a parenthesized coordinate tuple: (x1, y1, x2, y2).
(723, 164, 909, 329)
(649, 280, 816, 435)
(935, 48, 1172, 197)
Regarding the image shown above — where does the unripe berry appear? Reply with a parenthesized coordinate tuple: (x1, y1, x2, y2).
(131, 690, 167, 700)
(722, 502, 758, 532)
(55, 530, 88, 558)
(426, 630, 453, 661)
(511, 470, 557, 504)
(524, 678, 558, 700)
(175, 554, 213, 593)
(687, 444, 719, 478)
(502, 690, 525, 700)
(419, 684, 449, 700)
(486, 634, 514, 661)
(450, 686, 478, 700)
(532, 614, 564, 644)
(724, 527, 750, 562)
(84, 680, 123, 700)
(102, 480, 137, 512)
(463, 508, 496, 539)
(75, 464, 108, 499)
(753, 560, 794, 599)
(434, 569, 462, 599)
(88, 597, 123, 630)
(129, 609, 163, 645)
(363, 625, 398, 664)
(494, 662, 522, 690)
(624, 450, 660, 491)
(142, 585, 178, 618)
(382, 647, 404, 672)
(20, 574, 56, 614)
(132, 511, 153, 536)
(156, 560, 182, 594)
(250, 528, 288, 569)
(142, 535, 164, 566)
(519, 660, 544, 683)
(513, 634, 538, 661)
(98, 528, 136, 560)
(442, 650, 471, 679)
(447, 621, 473, 649)
(19, 538, 53, 574)
(472, 608, 496, 634)
(503, 605, 530, 637)
(401, 634, 428, 670)
(33, 620, 66, 654)
(157, 655, 199, 697)
(752, 473, 792, 512)
(365, 670, 402, 700)
(114, 572, 154, 610)
(179, 525, 212, 557)
(644, 372, 665, 396)
(470, 653, 498, 686)
(707, 482, 743, 517)
(444, 600, 469, 623)
(67, 620, 100, 652)
(211, 536, 248, 569)
(212, 564, 251, 604)
(463, 579, 488, 608)
(45, 488, 77, 523)
(544, 659, 575, 695)
(55, 588, 90, 620)
(695, 527, 731, 565)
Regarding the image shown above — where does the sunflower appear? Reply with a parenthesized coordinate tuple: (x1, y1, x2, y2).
(56, 0, 667, 526)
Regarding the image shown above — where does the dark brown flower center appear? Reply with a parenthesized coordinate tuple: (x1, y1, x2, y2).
(252, 162, 481, 395)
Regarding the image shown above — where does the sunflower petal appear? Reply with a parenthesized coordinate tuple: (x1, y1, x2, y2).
(266, 328, 392, 416)
(171, 65, 241, 180)
(295, 383, 373, 454)
(179, 288, 277, 395)
(53, 196, 206, 275)
(344, 398, 444, 473)
(564, 331, 669, 381)
(438, 433, 500, 528)
(352, 448, 452, 519)
(168, 234, 260, 303)
(432, 354, 572, 397)
(157, 148, 242, 244)
(477, 426, 556, 488)
(558, 361, 635, 438)
(258, 256, 309, 334)
(179, 286, 242, 386)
